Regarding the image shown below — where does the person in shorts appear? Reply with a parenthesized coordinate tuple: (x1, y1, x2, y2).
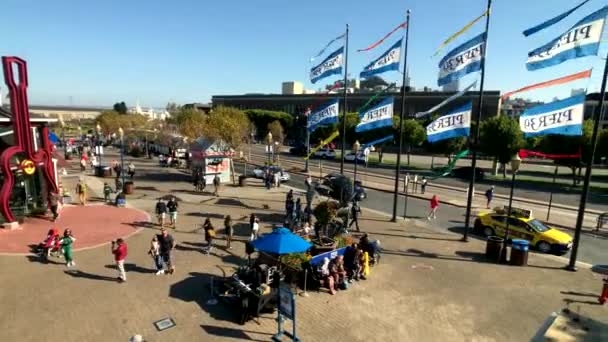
(157, 228, 176, 275)
(155, 199, 167, 227)
(167, 197, 178, 228)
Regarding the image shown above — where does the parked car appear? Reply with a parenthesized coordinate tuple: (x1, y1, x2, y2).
(474, 206, 573, 255)
(315, 173, 366, 203)
(344, 152, 365, 164)
(450, 167, 485, 181)
(314, 147, 336, 159)
(289, 145, 307, 156)
(252, 166, 290, 182)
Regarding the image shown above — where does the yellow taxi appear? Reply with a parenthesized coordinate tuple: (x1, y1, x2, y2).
(474, 207, 573, 255)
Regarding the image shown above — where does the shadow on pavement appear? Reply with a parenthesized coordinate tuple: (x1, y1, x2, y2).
(63, 269, 118, 282)
(25, 254, 65, 265)
(104, 263, 156, 274)
(200, 325, 271, 342)
(563, 298, 602, 306)
(215, 198, 254, 210)
(170, 271, 242, 324)
(186, 212, 226, 220)
(560, 291, 597, 297)
(370, 231, 460, 242)
(135, 186, 159, 192)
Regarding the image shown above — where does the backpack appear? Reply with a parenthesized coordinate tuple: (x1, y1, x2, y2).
(208, 229, 216, 238)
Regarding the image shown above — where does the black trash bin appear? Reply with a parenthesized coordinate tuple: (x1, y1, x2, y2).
(95, 166, 112, 177)
(239, 175, 247, 187)
(485, 236, 503, 263)
(509, 239, 530, 266)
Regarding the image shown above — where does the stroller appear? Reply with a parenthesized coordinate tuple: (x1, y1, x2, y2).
(36, 228, 62, 260)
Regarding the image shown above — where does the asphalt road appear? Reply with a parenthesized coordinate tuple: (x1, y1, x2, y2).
(235, 161, 606, 266)
(247, 144, 608, 212)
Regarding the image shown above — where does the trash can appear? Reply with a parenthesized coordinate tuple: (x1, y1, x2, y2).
(485, 236, 503, 263)
(123, 181, 134, 195)
(95, 166, 112, 177)
(238, 175, 247, 187)
(509, 239, 530, 266)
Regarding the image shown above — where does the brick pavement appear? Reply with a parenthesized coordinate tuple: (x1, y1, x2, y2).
(0, 152, 605, 342)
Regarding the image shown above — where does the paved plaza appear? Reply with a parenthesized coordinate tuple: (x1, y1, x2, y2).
(0, 153, 606, 341)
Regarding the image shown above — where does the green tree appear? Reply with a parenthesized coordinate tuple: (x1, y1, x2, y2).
(113, 101, 128, 114)
(536, 120, 595, 186)
(424, 137, 468, 163)
(202, 106, 250, 151)
(245, 109, 293, 139)
(267, 120, 285, 145)
(174, 107, 206, 140)
(360, 76, 388, 90)
(401, 119, 426, 165)
(479, 115, 525, 177)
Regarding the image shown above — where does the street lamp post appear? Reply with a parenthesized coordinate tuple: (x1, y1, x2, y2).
(95, 123, 102, 167)
(352, 140, 360, 189)
(499, 153, 522, 264)
(266, 132, 273, 165)
(118, 127, 125, 191)
(274, 141, 280, 166)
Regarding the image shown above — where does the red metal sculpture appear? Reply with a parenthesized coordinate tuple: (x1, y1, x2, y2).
(1, 56, 58, 222)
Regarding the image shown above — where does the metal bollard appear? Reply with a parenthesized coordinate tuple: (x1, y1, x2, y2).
(299, 268, 309, 297)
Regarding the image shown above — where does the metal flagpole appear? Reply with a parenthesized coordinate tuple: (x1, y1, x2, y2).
(340, 24, 349, 174)
(462, 0, 492, 241)
(305, 113, 310, 173)
(391, 10, 411, 222)
(567, 52, 608, 271)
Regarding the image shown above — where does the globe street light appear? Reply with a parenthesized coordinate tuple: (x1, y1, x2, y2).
(266, 132, 273, 164)
(118, 127, 125, 191)
(352, 140, 361, 191)
(95, 123, 102, 166)
(500, 153, 522, 264)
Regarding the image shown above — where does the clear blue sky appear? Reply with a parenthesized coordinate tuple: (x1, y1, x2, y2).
(1, 0, 606, 108)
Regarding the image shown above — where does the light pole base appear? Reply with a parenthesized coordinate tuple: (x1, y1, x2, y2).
(564, 265, 578, 272)
(460, 236, 469, 242)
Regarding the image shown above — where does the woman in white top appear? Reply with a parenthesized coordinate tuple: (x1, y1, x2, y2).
(250, 219, 260, 241)
(149, 236, 163, 275)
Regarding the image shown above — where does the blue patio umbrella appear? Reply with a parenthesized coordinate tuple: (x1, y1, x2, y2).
(48, 132, 59, 144)
(251, 227, 312, 255)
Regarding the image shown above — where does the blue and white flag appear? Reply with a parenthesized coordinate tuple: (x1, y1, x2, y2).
(438, 33, 485, 86)
(426, 102, 472, 143)
(310, 47, 344, 84)
(523, 0, 590, 37)
(360, 39, 402, 79)
(415, 80, 477, 118)
(310, 33, 346, 62)
(527, 6, 608, 71)
(519, 94, 585, 137)
(356, 97, 394, 133)
(307, 99, 340, 133)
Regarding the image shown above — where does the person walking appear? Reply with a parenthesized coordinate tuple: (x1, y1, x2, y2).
(295, 198, 302, 225)
(264, 171, 271, 190)
(420, 176, 428, 194)
(167, 197, 178, 228)
(76, 179, 86, 206)
(79, 155, 87, 172)
(111, 238, 128, 282)
(349, 201, 361, 232)
(203, 218, 216, 254)
(103, 182, 113, 203)
(48, 190, 61, 221)
(155, 199, 167, 227)
(149, 236, 163, 275)
(157, 228, 176, 275)
(485, 186, 495, 209)
(213, 174, 221, 197)
(61, 228, 76, 267)
(224, 215, 233, 249)
(250, 218, 260, 241)
(305, 175, 312, 189)
(427, 195, 439, 220)
(127, 162, 135, 179)
(273, 171, 280, 188)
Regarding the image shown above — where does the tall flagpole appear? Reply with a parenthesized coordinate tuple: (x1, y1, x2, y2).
(463, 0, 492, 241)
(567, 52, 608, 271)
(392, 10, 411, 222)
(340, 24, 350, 174)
